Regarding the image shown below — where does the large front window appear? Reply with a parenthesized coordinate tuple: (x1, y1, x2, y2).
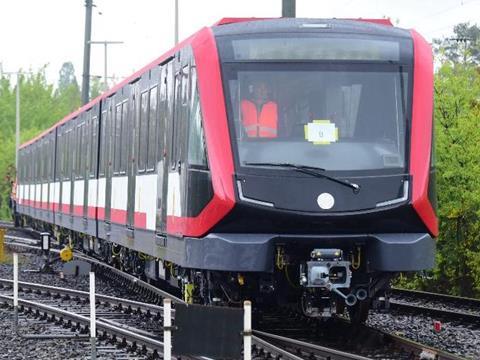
(224, 65, 409, 171)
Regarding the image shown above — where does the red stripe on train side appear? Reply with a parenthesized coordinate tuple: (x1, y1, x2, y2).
(134, 212, 147, 228)
(110, 208, 127, 224)
(409, 30, 438, 237)
(166, 28, 236, 237)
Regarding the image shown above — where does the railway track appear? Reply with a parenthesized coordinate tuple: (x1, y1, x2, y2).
(389, 288, 480, 324)
(4, 232, 366, 359)
(2, 232, 473, 359)
(0, 292, 165, 358)
(0, 274, 357, 360)
(257, 308, 467, 359)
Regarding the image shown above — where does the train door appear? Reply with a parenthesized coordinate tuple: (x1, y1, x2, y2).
(156, 59, 174, 234)
(127, 81, 139, 229)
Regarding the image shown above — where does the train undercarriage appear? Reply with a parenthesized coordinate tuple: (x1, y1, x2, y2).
(19, 214, 394, 323)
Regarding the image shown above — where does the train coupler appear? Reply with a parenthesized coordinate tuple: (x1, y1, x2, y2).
(299, 248, 357, 317)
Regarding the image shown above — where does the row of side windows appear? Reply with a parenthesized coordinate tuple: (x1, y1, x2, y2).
(18, 48, 208, 185)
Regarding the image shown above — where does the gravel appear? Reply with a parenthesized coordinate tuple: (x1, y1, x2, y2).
(0, 248, 152, 359)
(391, 292, 480, 317)
(367, 310, 480, 359)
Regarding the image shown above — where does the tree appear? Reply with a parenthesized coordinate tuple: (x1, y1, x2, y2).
(90, 76, 103, 99)
(426, 63, 480, 296)
(55, 62, 81, 114)
(433, 23, 480, 65)
(58, 62, 78, 92)
(0, 65, 81, 220)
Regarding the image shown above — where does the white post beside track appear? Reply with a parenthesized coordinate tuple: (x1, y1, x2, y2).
(163, 298, 172, 360)
(89, 272, 97, 359)
(13, 252, 19, 333)
(13, 253, 18, 307)
(244, 300, 252, 360)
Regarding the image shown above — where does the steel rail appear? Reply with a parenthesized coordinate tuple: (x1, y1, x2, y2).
(379, 328, 467, 360)
(4, 239, 186, 305)
(251, 335, 304, 360)
(253, 329, 371, 360)
(332, 317, 467, 360)
(0, 278, 167, 315)
(388, 299, 480, 324)
(0, 294, 165, 353)
(73, 251, 186, 305)
(392, 287, 480, 306)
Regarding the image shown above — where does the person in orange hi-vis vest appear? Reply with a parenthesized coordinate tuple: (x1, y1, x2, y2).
(241, 81, 278, 138)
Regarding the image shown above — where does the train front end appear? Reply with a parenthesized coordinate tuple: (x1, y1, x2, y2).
(205, 19, 437, 320)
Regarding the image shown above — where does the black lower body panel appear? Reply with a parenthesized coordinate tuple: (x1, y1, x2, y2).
(176, 232, 435, 273)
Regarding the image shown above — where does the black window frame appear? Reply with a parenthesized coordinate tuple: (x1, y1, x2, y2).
(146, 85, 158, 172)
(220, 61, 413, 177)
(99, 110, 107, 177)
(138, 90, 149, 173)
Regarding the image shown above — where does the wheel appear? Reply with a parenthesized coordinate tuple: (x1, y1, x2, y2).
(348, 300, 371, 324)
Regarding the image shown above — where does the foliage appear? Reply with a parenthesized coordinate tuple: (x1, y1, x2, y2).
(395, 63, 480, 297)
(56, 62, 81, 114)
(0, 64, 81, 219)
(90, 76, 104, 100)
(433, 23, 480, 65)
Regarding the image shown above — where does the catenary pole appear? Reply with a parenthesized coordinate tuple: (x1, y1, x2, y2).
(15, 72, 20, 169)
(174, 0, 179, 45)
(282, 0, 296, 17)
(89, 41, 123, 91)
(82, 0, 93, 105)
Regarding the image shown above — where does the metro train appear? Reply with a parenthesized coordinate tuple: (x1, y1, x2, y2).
(12, 18, 437, 322)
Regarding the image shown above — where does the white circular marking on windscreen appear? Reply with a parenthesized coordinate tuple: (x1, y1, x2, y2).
(317, 193, 335, 210)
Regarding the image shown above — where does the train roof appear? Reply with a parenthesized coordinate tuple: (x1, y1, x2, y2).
(212, 18, 410, 38)
(19, 17, 409, 150)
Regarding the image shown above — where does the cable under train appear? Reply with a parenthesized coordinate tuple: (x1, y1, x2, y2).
(12, 18, 437, 322)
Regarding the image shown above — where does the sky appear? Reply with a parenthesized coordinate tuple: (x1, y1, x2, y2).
(1, 0, 479, 88)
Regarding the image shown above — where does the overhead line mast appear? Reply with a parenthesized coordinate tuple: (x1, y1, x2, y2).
(81, 0, 93, 105)
(282, 0, 296, 17)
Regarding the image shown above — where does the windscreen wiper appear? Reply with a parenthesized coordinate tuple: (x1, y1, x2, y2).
(244, 162, 360, 193)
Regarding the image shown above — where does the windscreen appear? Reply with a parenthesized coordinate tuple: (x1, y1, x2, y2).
(224, 65, 409, 171)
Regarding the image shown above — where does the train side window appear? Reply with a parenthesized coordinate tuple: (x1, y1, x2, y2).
(166, 61, 175, 167)
(114, 104, 122, 174)
(67, 130, 71, 180)
(187, 67, 207, 168)
(39, 142, 43, 182)
(55, 135, 61, 182)
(90, 115, 98, 177)
(171, 65, 185, 167)
(147, 86, 158, 171)
(73, 125, 78, 179)
(78, 123, 85, 179)
(46, 139, 50, 182)
(99, 110, 107, 176)
(60, 132, 65, 180)
(82, 121, 88, 179)
(120, 102, 128, 173)
(68, 128, 74, 180)
(72, 126, 77, 178)
(157, 66, 167, 163)
(65, 130, 70, 180)
(138, 91, 149, 172)
(85, 114, 91, 178)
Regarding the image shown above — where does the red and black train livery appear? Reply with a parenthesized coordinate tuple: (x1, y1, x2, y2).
(13, 18, 437, 320)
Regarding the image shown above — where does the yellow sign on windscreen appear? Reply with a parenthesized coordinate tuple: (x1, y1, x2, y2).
(304, 120, 339, 145)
